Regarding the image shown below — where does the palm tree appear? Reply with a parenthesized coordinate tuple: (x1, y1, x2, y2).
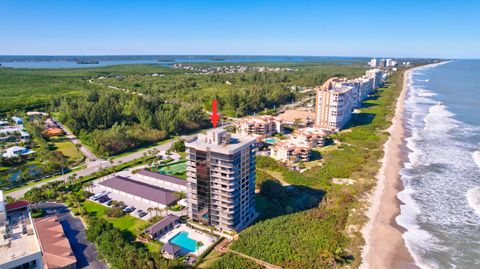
(196, 241, 203, 256)
(84, 181, 93, 193)
(154, 207, 162, 216)
(71, 173, 78, 183)
(147, 207, 153, 218)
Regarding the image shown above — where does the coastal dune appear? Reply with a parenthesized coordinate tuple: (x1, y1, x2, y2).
(360, 68, 419, 269)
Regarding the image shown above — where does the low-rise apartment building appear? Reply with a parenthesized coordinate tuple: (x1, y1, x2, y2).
(0, 192, 44, 269)
(292, 127, 327, 147)
(235, 115, 284, 139)
(34, 216, 77, 269)
(270, 140, 312, 163)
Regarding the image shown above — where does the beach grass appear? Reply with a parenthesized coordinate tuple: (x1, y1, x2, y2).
(224, 68, 408, 268)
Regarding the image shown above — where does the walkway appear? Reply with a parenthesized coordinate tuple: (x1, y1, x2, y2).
(216, 238, 283, 269)
(229, 249, 283, 269)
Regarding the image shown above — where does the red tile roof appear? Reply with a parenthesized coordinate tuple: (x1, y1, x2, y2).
(34, 216, 77, 269)
(5, 200, 29, 211)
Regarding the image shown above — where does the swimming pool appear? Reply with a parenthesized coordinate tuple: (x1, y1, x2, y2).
(169, 231, 198, 252)
(264, 138, 277, 144)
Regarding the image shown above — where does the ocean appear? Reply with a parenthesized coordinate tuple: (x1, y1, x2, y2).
(397, 60, 480, 268)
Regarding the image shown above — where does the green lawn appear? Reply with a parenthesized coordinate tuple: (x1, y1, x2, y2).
(83, 200, 164, 253)
(83, 200, 147, 234)
(49, 137, 83, 161)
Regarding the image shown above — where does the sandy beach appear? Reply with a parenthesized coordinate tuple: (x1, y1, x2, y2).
(360, 68, 419, 269)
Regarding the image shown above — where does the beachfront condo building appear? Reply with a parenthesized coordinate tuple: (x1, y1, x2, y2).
(235, 115, 284, 139)
(366, 69, 385, 88)
(292, 127, 327, 147)
(185, 128, 257, 232)
(314, 78, 355, 131)
(270, 140, 312, 163)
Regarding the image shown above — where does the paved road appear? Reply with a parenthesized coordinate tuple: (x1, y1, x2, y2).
(37, 203, 107, 269)
(53, 118, 100, 167)
(8, 140, 174, 199)
(8, 114, 250, 200)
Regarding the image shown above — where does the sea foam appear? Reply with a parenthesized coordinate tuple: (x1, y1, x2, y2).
(466, 187, 480, 217)
(473, 150, 480, 170)
(397, 62, 480, 268)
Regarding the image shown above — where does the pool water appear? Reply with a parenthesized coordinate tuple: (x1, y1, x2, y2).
(264, 138, 277, 144)
(169, 231, 198, 252)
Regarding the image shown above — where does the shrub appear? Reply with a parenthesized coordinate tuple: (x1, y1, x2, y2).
(171, 139, 186, 152)
(105, 207, 125, 218)
(31, 208, 44, 218)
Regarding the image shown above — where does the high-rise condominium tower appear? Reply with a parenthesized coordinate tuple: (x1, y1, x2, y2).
(185, 128, 257, 232)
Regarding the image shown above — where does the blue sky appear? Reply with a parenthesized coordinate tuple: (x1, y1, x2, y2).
(1, 0, 479, 58)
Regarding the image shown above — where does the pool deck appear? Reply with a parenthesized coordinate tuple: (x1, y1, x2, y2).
(159, 224, 217, 256)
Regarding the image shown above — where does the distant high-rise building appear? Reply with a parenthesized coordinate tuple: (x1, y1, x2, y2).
(379, 59, 386, 68)
(185, 129, 257, 232)
(368, 58, 378, 67)
(386, 58, 393, 67)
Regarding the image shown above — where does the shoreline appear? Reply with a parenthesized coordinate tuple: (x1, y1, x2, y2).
(360, 67, 419, 269)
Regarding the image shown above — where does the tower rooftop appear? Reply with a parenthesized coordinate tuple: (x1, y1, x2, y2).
(186, 128, 256, 154)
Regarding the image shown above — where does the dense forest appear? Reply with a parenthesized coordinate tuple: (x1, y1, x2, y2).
(52, 90, 209, 156)
(94, 63, 366, 117)
(0, 63, 365, 156)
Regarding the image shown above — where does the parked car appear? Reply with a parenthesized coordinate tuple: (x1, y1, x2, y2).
(98, 196, 110, 203)
(123, 206, 135, 213)
(105, 199, 113, 206)
(91, 191, 107, 201)
(136, 210, 147, 218)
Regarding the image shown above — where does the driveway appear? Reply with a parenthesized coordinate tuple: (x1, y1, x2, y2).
(37, 203, 107, 269)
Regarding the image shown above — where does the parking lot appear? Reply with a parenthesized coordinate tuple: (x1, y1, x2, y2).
(88, 171, 187, 220)
(89, 184, 155, 220)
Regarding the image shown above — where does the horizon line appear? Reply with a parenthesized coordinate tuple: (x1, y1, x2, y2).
(0, 54, 454, 60)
